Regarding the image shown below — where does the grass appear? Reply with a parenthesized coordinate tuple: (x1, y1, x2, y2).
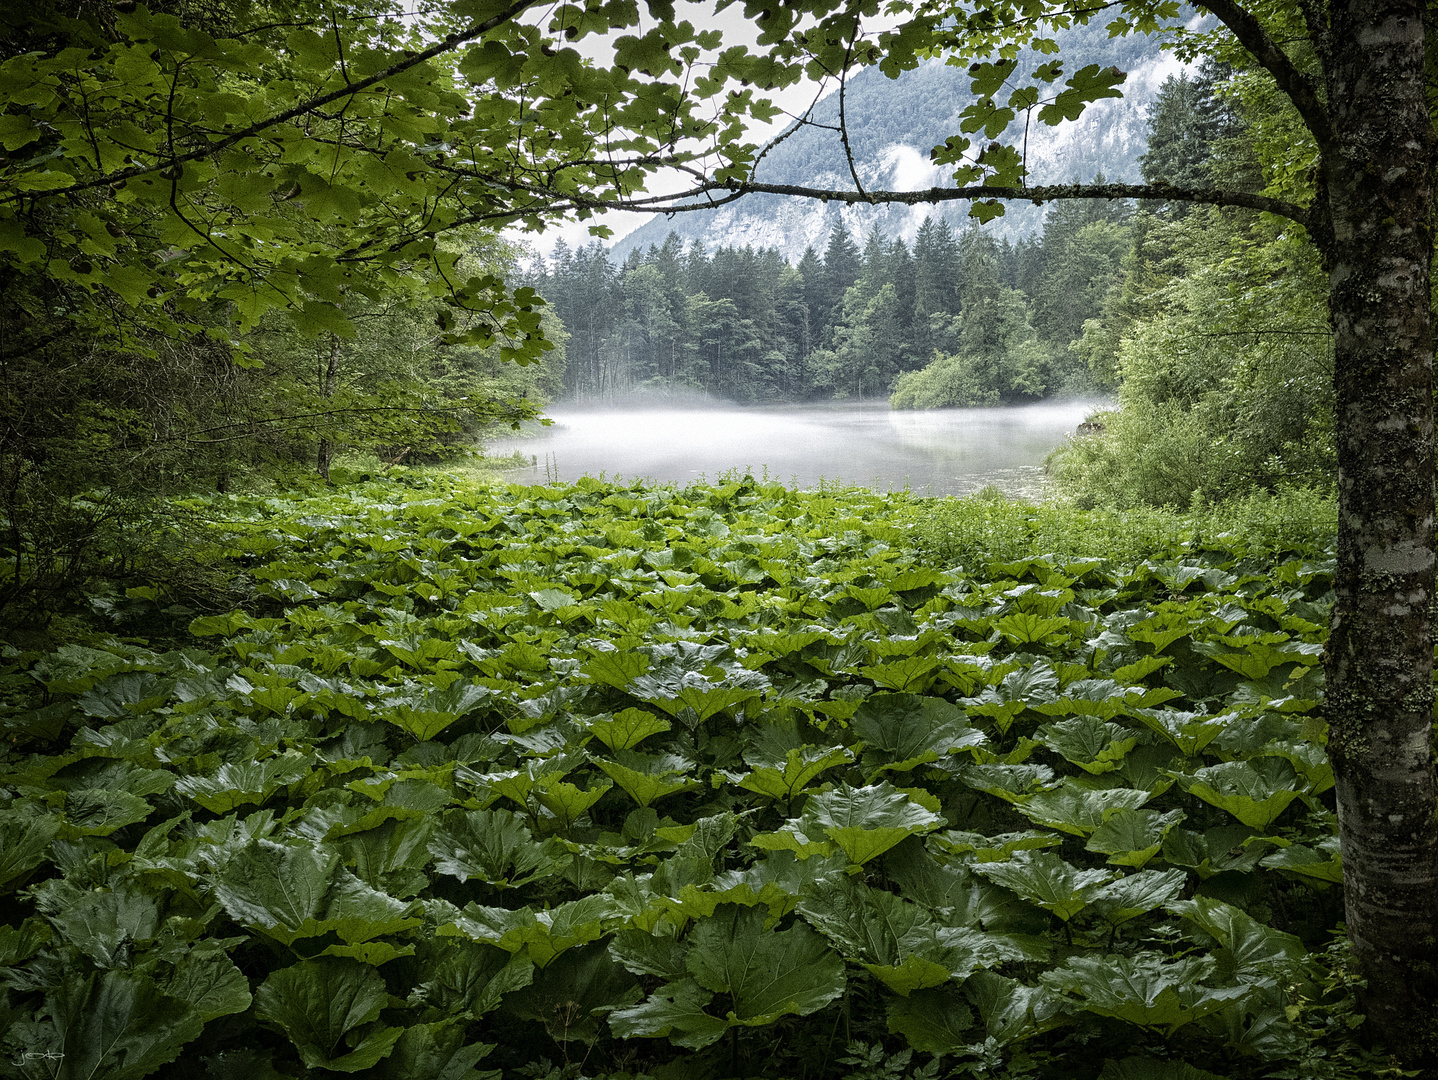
(894, 484, 1336, 568)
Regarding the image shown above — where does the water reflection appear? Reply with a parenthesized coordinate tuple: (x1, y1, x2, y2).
(486, 400, 1106, 498)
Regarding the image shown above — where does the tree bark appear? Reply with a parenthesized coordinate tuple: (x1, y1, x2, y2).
(1320, 0, 1438, 1065)
(317, 333, 341, 482)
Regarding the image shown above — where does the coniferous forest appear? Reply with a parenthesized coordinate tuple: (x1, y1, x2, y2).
(529, 202, 1129, 406)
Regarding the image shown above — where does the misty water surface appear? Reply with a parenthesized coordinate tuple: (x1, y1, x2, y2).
(487, 400, 1105, 497)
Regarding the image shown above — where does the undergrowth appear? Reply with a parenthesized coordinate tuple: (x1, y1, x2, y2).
(0, 474, 1385, 1080)
(897, 486, 1336, 569)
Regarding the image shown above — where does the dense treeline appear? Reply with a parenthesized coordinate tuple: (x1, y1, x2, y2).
(529, 195, 1131, 404)
(1, 221, 564, 622)
(1049, 60, 1335, 508)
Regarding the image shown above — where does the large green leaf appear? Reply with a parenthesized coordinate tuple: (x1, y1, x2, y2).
(973, 850, 1117, 922)
(850, 694, 986, 777)
(254, 958, 403, 1071)
(504, 942, 641, 1042)
(797, 876, 951, 993)
(1161, 825, 1272, 878)
(888, 843, 1050, 935)
(0, 811, 60, 892)
(961, 970, 1072, 1045)
(212, 839, 419, 945)
(444, 894, 623, 968)
(409, 939, 535, 1017)
(885, 985, 977, 1051)
(597, 752, 701, 806)
(18, 971, 204, 1080)
(685, 903, 846, 1023)
(1037, 715, 1138, 774)
(381, 681, 492, 740)
(1190, 639, 1323, 680)
(1168, 896, 1308, 981)
(428, 808, 560, 888)
(0, 918, 50, 968)
(727, 745, 854, 801)
(1012, 784, 1153, 837)
(959, 762, 1056, 803)
(630, 669, 762, 721)
(211, 839, 334, 929)
(1085, 809, 1186, 867)
(1090, 869, 1188, 926)
(608, 977, 730, 1048)
(587, 708, 671, 751)
(318, 872, 424, 946)
(799, 781, 945, 864)
(366, 1022, 499, 1080)
(437, 904, 539, 953)
(961, 662, 1060, 732)
(522, 894, 624, 967)
(1259, 841, 1343, 883)
(531, 772, 611, 827)
(76, 672, 173, 718)
(609, 929, 691, 980)
(1040, 953, 1249, 1034)
(174, 754, 311, 813)
(1134, 709, 1226, 757)
(36, 881, 162, 968)
(163, 948, 254, 1022)
(995, 612, 1071, 645)
(1170, 757, 1305, 829)
(61, 787, 154, 837)
(330, 814, 435, 898)
(859, 654, 940, 693)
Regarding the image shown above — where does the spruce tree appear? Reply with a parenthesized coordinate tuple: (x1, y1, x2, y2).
(818, 221, 862, 340)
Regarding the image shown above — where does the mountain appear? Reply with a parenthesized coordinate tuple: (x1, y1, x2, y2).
(611, 21, 1191, 261)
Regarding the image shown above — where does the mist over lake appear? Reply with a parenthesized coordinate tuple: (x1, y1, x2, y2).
(487, 400, 1105, 497)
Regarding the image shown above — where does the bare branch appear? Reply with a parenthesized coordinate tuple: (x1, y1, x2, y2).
(718, 179, 1311, 227)
(836, 18, 866, 197)
(427, 175, 1312, 233)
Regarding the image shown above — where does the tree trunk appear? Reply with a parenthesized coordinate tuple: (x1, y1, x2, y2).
(1321, 0, 1438, 1065)
(317, 333, 341, 482)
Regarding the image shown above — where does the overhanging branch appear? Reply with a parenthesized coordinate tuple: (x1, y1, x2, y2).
(433, 176, 1312, 232)
(1197, 0, 1333, 150)
(718, 180, 1310, 227)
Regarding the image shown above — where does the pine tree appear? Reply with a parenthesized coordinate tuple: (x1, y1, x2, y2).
(1140, 61, 1247, 215)
(911, 217, 960, 360)
(796, 246, 824, 362)
(885, 237, 920, 371)
(818, 221, 862, 340)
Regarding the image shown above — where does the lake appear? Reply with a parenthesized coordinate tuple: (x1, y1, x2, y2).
(486, 400, 1106, 498)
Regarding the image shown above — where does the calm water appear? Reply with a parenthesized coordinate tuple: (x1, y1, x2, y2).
(487, 400, 1105, 498)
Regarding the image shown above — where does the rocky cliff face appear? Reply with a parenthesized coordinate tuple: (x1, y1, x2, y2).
(611, 26, 1188, 260)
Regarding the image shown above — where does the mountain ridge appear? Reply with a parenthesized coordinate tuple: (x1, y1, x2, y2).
(609, 23, 1188, 261)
